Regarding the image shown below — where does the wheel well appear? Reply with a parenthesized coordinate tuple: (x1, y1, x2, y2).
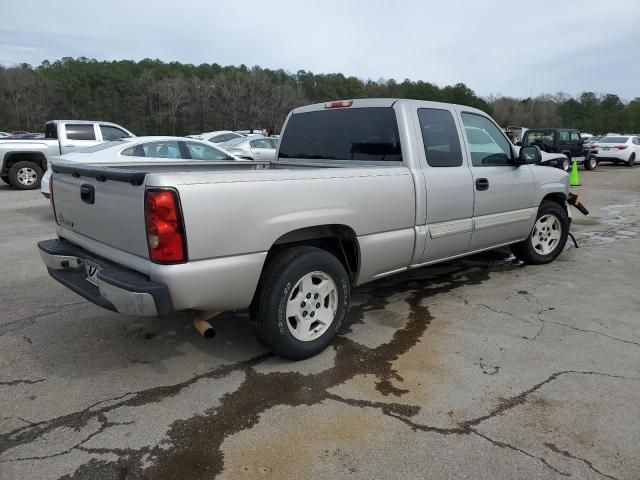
(266, 225, 360, 281)
(561, 150, 572, 159)
(542, 192, 566, 208)
(3, 152, 47, 174)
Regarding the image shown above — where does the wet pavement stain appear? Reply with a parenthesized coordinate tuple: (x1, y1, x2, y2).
(0, 256, 526, 479)
(59, 257, 519, 479)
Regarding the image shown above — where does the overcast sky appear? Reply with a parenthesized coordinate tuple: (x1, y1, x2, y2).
(1, 0, 639, 100)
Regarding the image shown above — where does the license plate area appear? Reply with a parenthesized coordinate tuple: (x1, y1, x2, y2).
(83, 259, 101, 286)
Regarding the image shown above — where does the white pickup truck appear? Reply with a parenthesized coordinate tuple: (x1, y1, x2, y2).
(39, 99, 574, 359)
(0, 120, 134, 189)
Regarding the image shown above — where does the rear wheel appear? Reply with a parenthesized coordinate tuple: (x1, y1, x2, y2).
(559, 156, 570, 171)
(8, 161, 43, 190)
(511, 200, 569, 265)
(627, 153, 635, 167)
(250, 246, 350, 360)
(584, 155, 597, 170)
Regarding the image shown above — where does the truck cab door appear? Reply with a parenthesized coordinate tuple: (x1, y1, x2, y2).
(414, 105, 474, 264)
(456, 109, 536, 251)
(60, 123, 99, 154)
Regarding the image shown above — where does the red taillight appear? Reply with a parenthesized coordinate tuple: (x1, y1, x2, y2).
(616, 145, 628, 150)
(591, 144, 599, 149)
(325, 100, 353, 109)
(145, 189, 187, 263)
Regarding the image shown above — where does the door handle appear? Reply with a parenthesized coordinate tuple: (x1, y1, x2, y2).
(64, 144, 75, 148)
(475, 178, 489, 191)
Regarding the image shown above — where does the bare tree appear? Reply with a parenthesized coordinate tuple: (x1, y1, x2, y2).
(154, 76, 189, 135)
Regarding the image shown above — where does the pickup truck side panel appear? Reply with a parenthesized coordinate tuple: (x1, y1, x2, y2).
(44, 99, 570, 316)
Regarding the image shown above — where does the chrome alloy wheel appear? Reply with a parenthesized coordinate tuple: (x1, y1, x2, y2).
(531, 214, 562, 255)
(285, 271, 338, 342)
(16, 167, 37, 186)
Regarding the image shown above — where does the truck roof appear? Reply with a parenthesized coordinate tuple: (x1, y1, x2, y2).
(290, 98, 486, 116)
(45, 120, 124, 125)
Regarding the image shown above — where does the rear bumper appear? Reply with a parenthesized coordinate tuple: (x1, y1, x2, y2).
(38, 238, 172, 317)
(594, 151, 628, 161)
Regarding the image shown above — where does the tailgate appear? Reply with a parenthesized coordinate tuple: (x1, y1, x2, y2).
(51, 167, 149, 259)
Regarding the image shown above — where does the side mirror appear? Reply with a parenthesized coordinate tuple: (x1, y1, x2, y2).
(516, 145, 541, 165)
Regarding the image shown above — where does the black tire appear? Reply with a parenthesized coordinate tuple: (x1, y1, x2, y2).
(584, 155, 597, 170)
(8, 161, 43, 190)
(250, 246, 350, 360)
(511, 200, 569, 265)
(627, 153, 635, 168)
(559, 156, 570, 171)
(0, 175, 9, 184)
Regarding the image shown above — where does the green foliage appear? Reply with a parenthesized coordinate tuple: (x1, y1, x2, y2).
(492, 92, 640, 134)
(0, 57, 490, 135)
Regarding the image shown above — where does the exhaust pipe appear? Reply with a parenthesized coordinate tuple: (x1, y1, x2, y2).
(193, 310, 222, 339)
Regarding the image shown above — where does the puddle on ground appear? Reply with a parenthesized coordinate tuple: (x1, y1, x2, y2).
(576, 202, 640, 246)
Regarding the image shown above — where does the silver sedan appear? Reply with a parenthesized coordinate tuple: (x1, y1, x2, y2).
(219, 137, 277, 161)
(41, 136, 247, 197)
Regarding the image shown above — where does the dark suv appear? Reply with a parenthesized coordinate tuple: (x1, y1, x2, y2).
(521, 129, 586, 171)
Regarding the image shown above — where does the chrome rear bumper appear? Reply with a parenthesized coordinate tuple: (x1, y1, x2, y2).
(38, 238, 172, 317)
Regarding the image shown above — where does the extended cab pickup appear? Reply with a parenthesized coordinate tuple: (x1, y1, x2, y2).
(39, 99, 571, 359)
(0, 120, 134, 189)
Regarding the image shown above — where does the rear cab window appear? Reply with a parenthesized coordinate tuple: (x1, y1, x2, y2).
(278, 107, 402, 163)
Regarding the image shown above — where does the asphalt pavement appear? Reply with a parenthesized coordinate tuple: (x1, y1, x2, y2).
(0, 166, 639, 479)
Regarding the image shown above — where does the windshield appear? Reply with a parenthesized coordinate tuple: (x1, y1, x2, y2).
(278, 107, 402, 162)
(524, 130, 554, 149)
(599, 136, 629, 143)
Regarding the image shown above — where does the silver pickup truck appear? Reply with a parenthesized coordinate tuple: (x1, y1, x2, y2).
(39, 99, 571, 359)
(0, 120, 133, 189)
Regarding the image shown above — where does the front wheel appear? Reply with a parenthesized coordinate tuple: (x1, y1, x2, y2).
(511, 200, 569, 265)
(8, 161, 43, 190)
(584, 155, 597, 170)
(250, 246, 350, 360)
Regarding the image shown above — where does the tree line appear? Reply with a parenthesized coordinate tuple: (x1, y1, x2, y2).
(1, 57, 638, 135)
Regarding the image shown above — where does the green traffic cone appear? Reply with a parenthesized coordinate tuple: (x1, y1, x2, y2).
(569, 159, 581, 187)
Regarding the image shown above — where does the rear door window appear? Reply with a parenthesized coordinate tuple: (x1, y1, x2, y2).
(183, 141, 230, 160)
(559, 130, 570, 142)
(250, 138, 273, 149)
(417, 108, 463, 167)
(141, 141, 182, 159)
(278, 107, 402, 162)
(65, 124, 96, 141)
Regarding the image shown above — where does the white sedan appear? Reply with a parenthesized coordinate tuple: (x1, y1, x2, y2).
(590, 136, 640, 167)
(41, 136, 248, 197)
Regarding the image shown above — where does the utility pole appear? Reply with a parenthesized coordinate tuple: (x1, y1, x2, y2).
(528, 88, 533, 126)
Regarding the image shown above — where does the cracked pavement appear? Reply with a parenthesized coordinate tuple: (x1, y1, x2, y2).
(1, 166, 639, 479)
